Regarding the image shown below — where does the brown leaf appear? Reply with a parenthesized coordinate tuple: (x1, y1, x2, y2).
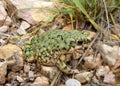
(63, 24, 72, 31)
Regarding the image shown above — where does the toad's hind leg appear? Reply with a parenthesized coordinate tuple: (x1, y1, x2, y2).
(56, 59, 72, 74)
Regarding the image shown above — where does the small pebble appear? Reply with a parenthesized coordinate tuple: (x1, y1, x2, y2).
(24, 64, 30, 73)
(16, 76, 23, 83)
(28, 71, 34, 78)
(65, 79, 81, 86)
(75, 71, 93, 83)
(28, 71, 34, 81)
(0, 26, 9, 33)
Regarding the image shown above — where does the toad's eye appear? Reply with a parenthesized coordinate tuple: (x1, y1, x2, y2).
(77, 40, 83, 45)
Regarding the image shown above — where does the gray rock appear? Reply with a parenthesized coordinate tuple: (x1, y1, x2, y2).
(17, 21, 30, 35)
(0, 26, 9, 32)
(17, 27, 26, 35)
(8, 0, 58, 25)
(16, 76, 23, 83)
(97, 43, 118, 66)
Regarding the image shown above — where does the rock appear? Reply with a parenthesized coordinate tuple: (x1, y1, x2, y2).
(28, 71, 34, 78)
(0, 25, 9, 32)
(82, 55, 101, 70)
(38, 29, 45, 34)
(103, 71, 116, 84)
(97, 43, 119, 66)
(7, 72, 16, 82)
(31, 76, 49, 86)
(9, 0, 59, 25)
(17, 21, 30, 35)
(65, 79, 81, 86)
(104, 66, 110, 72)
(75, 71, 93, 83)
(0, 39, 6, 46)
(28, 71, 34, 81)
(96, 66, 111, 81)
(5, 83, 12, 86)
(16, 27, 26, 35)
(41, 66, 58, 79)
(96, 66, 106, 77)
(19, 70, 27, 78)
(0, 44, 23, 71)
(19, 21, 30, 30)
(16, 76, 23, 83)
(0, 1, 12, 26)
(0, 61, 7, 84)
(69, 46, 83, 60)
(24, 64, 30, 73)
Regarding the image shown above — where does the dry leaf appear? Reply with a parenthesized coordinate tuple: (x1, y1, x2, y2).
(63, 24, 72, 31)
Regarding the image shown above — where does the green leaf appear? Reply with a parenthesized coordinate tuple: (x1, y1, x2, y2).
(71, 0, 89, 18)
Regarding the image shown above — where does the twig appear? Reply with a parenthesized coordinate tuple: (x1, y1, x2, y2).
(104, 41, 120, 46)
(0, 33, 11, 37)
(1, 15, 7, 26)
(103, 0, 110, 29)
(76, 32, 100, 67)
(110, 13, 120, 39)
(102, 0, 112, 41)
(50, 70, 62, 86)
(4, 0, 20, 27)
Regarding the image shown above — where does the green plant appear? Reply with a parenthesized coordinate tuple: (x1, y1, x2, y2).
(53, 0, 120, 32)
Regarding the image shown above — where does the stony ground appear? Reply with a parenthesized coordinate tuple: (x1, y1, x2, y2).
(0, 0, 120, 86)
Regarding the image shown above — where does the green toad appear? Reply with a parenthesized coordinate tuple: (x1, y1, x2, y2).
(23, 30, 91, 73)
